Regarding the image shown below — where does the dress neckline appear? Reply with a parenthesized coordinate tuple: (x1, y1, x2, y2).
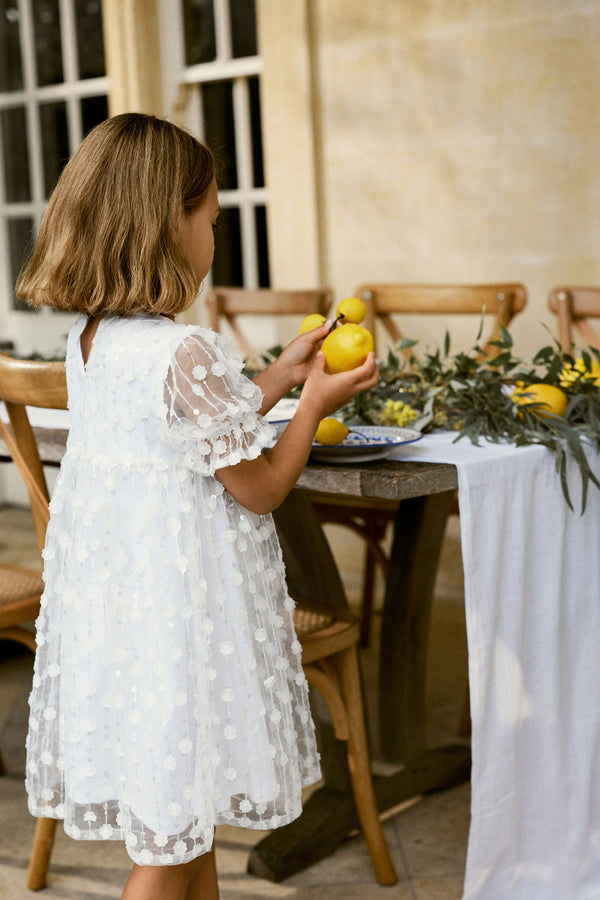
(78, 316, 103, 373)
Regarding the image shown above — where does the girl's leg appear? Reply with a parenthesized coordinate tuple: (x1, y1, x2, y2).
(186, 847, 219, 900)
(121, 848, 219, 900)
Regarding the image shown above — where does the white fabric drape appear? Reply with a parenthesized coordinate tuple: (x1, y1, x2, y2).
(391, 432, 600, 899)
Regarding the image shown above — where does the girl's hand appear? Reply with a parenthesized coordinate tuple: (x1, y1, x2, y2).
(253, 320, 333, 415)
(298, 350, 379, 421)
(218, 348, 378, 516)
(275, 320, 333, 387)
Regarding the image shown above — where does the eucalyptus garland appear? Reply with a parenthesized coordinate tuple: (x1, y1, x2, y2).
(339, 329, 600, 513)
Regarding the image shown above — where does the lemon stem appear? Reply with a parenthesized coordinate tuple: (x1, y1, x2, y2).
(327, 314, 345, 334)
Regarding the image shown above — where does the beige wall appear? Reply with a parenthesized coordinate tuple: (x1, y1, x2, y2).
(260, 0, 600, 358)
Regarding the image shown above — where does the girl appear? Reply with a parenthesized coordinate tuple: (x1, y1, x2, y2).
(17, 113, 378, 900)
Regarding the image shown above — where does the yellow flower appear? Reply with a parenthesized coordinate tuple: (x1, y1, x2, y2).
(377, 399, 418, 427)
(559, 357, 600, 387)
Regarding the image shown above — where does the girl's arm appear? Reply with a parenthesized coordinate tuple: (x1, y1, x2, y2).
(252, 321, 332, 416)
(216, 350, 379, 514)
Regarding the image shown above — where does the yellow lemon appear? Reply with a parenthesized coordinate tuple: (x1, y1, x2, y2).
(314, 418, 350, 445)
(336, 296, 367, 325)
(299, 313, 327, 334)
(512, 383, 568, 418)
(559, 357, 600, 387)
(321, 323, 374, 374)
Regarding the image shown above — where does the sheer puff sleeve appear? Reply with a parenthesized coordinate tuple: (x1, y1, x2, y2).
(163, 330, 276, 475)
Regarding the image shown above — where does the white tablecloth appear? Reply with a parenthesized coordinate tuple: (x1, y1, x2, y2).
(390, 433, 600, 899)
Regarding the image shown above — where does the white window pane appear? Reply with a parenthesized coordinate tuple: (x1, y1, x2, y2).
(80, 93, 108, 136)
(202, 80, 237, 189)
(183, 0, 216, 65)
(230, 0, 256, 59)
(74, 0, 105, 79)
(1, 106, 31, 201)
(33, 0, 64, 86)
(212, 207, 242, 287)
(0, 1, 23, 91)
(39, 100, 68, 197)
(7, 217, 34, 310)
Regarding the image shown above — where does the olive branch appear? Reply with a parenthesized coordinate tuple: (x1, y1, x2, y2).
(245, 329, 600, 513)
(338, 328, 600, 514)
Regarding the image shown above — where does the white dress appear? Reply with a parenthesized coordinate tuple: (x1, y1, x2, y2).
(26, 313, 321, 866)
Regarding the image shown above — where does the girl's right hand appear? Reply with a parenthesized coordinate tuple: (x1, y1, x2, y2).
(217, 350, 378, 514)
(298, 350, 379, 422)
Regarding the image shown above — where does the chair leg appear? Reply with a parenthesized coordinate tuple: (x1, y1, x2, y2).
(336, 645, 398, 886)
(27, 817, 57, 891)
(359, 516, 390, 647)
(0, 746, 5, 775)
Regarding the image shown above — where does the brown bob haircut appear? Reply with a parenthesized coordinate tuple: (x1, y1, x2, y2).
(16, 113, 215, 318)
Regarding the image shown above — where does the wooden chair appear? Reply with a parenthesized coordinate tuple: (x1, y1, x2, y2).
(292, 602, 397, 884)
(271, 490, 397, 885)
(314, 282, 528, 647)
(206, 286, 333, 369)
(548, 286, 600, 351)
(358, 282, 528, 359)
(0, 352, 67, 891)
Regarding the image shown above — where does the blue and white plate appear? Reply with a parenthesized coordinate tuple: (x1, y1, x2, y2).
(271, 421, 422, 463)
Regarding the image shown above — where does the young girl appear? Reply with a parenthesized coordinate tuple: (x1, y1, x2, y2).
(17, 113, 378, 899)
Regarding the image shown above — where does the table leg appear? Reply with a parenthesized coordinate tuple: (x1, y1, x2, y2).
(379, 490, 456, 760)
(248, 489, 470, 882)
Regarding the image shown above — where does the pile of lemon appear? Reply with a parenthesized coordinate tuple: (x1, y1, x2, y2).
(300, 297, 374, 445)
(300, 296, 374, 374)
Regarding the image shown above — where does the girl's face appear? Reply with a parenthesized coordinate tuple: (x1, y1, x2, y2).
(180, 178, 220, 284)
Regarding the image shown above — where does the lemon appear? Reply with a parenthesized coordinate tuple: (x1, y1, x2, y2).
(559, 357, 600, 387)
(299, 313, 327, 334)
(512, 383, 568, 418)
(336, 296, 367, 325)
(314, 418, 350, 445)
(321, 323, 374, 373)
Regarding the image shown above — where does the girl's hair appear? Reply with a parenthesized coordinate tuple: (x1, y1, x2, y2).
(16, 113, 215, 318)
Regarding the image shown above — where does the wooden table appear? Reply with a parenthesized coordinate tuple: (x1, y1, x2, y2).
(248, 459, 470, 881)
(296, 457, 460, 764)
(1, 428, 470, 881)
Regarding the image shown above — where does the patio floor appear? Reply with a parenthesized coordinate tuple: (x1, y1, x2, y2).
(0, 504, 470, 899)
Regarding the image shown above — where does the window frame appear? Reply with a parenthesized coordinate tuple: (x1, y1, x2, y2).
(0, 0, 109, 355)
(163, 0, 268, 296)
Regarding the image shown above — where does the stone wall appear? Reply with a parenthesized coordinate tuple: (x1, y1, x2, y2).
(260, 0, 600, 359)
(315, 0, 600, 356)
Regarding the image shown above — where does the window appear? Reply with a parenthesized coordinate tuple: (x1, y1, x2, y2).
(178, 0, 269, 289)
(0, 0, 109, 354)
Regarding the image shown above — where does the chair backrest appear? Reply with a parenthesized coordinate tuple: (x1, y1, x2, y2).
(206, 287, 333, 368)
(355, 283, 528, 358)
(547, 287, 600, 352)
(0, 353, 67, 552)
